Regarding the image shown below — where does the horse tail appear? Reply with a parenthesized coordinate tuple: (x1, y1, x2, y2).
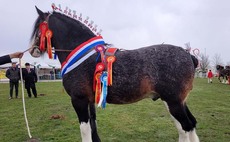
(190, 55, 198, 68)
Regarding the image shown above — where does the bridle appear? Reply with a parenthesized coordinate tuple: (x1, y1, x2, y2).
(30, 11, 108, 75)
(31, 13, 74, 59)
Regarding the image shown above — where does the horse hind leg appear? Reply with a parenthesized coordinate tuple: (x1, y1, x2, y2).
(184, 104, 199, 142)
(71, 96, 101, 142)
(225, 76, 229, 84)
(163, 101, 190, 142)
(163, 100, 199, 142)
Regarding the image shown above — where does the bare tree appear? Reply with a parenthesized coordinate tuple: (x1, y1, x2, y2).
(212, 53, 223, 72)
(199, 53, 210, 77)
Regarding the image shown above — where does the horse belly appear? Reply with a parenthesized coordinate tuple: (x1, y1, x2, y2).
(106, 77, 159, 104)
(106, 90, 158, 104)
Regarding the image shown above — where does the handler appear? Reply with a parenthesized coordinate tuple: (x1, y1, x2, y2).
(0, 52, 23, 65)
(22, 63, 38, 98)
(6, 62, 20, 99)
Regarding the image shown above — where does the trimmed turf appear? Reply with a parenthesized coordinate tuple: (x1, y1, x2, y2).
(0, 78, 229, 142)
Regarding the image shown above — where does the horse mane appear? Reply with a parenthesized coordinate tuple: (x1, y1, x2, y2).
(30, 10, 96, 42)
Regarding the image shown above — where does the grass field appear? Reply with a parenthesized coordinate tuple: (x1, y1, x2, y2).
(0, 78, 229, 142)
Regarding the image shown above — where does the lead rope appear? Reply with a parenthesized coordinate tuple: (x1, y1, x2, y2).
(18, 46, 71, 139)
(19, 50, 32, 138)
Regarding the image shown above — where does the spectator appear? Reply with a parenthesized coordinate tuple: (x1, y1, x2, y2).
(22, 63, 38, 98)
(0, 52, 23, 65)
(207, 70, 213, 83)
(5, 62, 20, 99)
(50, 70, 54, 80)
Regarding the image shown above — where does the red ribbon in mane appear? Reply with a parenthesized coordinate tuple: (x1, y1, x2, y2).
(39, 22, 53, 59)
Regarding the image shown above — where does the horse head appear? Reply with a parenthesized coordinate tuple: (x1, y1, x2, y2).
(30, 6, 96, 63)
(216, 65, 224, 71)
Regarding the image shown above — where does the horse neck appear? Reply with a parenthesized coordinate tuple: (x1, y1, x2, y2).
(49, 14, 96, 64)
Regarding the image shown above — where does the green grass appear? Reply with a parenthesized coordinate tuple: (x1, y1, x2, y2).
(0, 78, 229, 142)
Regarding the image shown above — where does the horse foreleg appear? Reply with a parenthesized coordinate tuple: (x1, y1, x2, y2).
(163, 101, 199, 142)
(218, 76, 221, 82)
(71, 96, 93, 142)
(89, 103, 101, 142)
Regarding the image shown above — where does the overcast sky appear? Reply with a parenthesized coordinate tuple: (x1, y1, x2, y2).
(0, 0, 229, 66)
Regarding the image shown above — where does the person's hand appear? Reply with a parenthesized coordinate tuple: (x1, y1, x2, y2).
(9, 52, 24, 59)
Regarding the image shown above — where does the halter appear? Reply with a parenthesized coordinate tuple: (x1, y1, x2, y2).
(32, 12, 75, 59)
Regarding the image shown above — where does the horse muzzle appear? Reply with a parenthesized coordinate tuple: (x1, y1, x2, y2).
(29, 45, 42, 58)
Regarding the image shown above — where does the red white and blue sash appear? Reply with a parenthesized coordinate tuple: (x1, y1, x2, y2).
(61, 36, 105, 76)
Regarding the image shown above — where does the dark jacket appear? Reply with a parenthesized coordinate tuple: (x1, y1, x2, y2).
(22, 68, 38, 87)
(0, 55, 11, 65)
(6, 67, 20, 82)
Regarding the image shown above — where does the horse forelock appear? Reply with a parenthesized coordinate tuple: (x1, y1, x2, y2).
(30, 12, 50, 42)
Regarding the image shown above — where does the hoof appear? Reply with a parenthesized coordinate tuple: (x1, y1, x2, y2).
(152, 94, 160, 101)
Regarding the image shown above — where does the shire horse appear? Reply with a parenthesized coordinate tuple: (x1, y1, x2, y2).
(30, 7, 199, 142)
(216, 65, 229, 83)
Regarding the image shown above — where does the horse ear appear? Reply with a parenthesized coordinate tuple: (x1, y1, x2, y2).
(35, 6, 46, 20)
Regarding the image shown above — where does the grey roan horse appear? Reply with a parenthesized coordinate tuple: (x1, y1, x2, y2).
(30, 6, 200, 142)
